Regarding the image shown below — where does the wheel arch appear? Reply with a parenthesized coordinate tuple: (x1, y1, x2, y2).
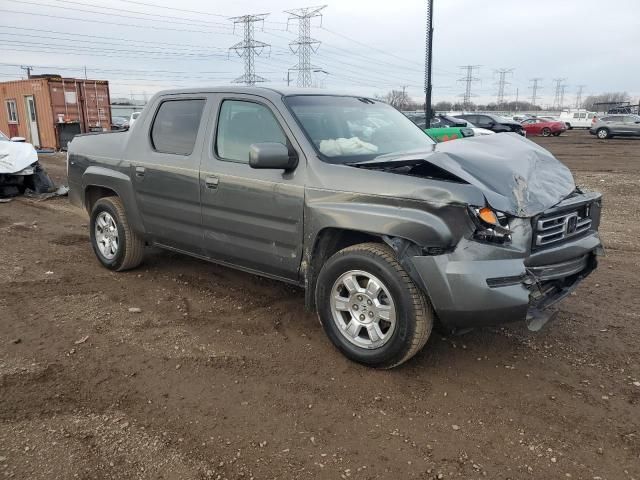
(82, 166, 146, 235)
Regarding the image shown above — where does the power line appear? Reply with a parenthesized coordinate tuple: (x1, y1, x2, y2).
(284, 5, 327, 88)
(229, 14, 270, 85)
(458, 65, 480, 109)
(529, 78, 543, 106)
(494, 68, 513, 105)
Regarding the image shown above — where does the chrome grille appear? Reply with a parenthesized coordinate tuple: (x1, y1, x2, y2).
(534, 207, 592, 248)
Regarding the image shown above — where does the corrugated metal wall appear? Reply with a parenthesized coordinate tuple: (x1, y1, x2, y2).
(0, 79, 54, 148)
(0, 77, 111, 149)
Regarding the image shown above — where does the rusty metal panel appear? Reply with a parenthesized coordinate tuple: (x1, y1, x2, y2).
(0, 78, 55, 148)
(48, 78, 111, 135)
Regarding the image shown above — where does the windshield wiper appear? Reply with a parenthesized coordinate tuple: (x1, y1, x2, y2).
(347, 158, 427, 168)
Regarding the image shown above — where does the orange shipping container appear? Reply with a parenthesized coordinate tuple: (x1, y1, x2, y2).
(0, 75, 111, 150)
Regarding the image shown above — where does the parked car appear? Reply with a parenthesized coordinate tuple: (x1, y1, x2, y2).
(559, 110, 598, 129)
(453, 113, 526, 136)
(68, 87, 603, 368)
(0, 130, 54, 197)
(521, 118, 567, 137)
(111, 116, 130, 131)
(453, 118, 495, 136)
(589, 114, 640, 139)
(405, 113, 475, 143)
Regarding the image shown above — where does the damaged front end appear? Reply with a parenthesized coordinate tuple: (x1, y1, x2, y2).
(352, 134, 603, 332)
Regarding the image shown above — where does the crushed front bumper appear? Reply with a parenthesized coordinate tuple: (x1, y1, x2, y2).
(407, 231, 603, 331)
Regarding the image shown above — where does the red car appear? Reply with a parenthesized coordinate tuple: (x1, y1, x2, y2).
(520, 118, 567, 137)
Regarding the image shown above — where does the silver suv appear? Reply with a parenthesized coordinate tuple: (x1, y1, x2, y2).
(67, 87, 603, 368)
(590, 114, 640, 139)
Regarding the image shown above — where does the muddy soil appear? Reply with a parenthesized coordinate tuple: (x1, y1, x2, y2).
(1, 130, 639, 480)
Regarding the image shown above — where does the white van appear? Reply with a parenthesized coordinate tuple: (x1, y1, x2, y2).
(559, 110, 597, 129)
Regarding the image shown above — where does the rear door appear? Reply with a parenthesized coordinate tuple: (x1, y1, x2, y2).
(199, 95, 305, 282)
(129, 95, 209, 253)
(623, 115, 640, 135)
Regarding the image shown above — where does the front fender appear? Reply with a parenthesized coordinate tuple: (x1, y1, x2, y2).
(305, 192, 473, 250)
(82, 166, 146, 235)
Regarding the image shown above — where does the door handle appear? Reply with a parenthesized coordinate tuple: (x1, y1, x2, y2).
(135, 166, 145, 177)
(205, 176, 219, 189)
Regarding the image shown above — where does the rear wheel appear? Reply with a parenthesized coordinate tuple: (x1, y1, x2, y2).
(315, 243, 433, 369)
(90, 196, 145, 271)
(596, 128, 611, 139)
(541, 127, 552, 137)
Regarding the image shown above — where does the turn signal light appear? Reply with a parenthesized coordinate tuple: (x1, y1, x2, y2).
(478, 207, 498, 225)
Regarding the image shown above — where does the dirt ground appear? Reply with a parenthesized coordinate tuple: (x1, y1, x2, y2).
(1, 130, 639, 480)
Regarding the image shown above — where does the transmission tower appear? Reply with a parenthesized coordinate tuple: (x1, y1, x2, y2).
(552, 78, 566, 109)
(559, 84, 567, 110)
(458, 65, 480, 109)
(285, 5, 327, 88)
(575, 85, 586, 108)
(494, 68, 513, 105)
(529, 78, 543, 106)
(229, 14, 270, 85)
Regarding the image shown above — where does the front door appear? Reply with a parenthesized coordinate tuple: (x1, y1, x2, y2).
(24, 96, 40, 147)
(199, 96, 305, 282)
(130, 96, 208, 254)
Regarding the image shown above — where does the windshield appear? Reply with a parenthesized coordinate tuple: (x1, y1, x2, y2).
(285, 95, 435, 164)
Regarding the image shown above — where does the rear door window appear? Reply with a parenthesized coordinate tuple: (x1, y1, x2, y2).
(151, 99, 206, 155)
(215, 100, 287, 163)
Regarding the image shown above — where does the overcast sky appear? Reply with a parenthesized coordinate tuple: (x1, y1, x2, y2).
(1, 0, 638, 107)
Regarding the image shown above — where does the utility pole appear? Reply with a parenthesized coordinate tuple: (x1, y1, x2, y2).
(285, 5, 327, 88)
(424, 0, 434, 121)
(84, 65, 87, 80)
(458, 65, 480, 110)
(20, 65, 33, 79)
(529, 78, 543, 106)
(401, 85, 408, 110)
(494, 68, 513, 106)
(229, 13, 270, 85)
(552, 78, 566, 110)
(575, 85, 586, 109)
(515, 87, 519, 111)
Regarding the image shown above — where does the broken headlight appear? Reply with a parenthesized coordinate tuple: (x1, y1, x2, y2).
(468, 206, 512, 245)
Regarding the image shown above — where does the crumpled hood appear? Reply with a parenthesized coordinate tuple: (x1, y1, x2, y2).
(430, 133, 575, 217)
(0, 141, 38, 174)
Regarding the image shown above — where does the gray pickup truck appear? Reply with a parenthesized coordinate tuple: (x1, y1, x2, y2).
(68, 87, 603, 368)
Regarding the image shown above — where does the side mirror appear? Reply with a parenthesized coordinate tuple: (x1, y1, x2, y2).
(249, 143, 298, 170)
(10, 136, 26, 142)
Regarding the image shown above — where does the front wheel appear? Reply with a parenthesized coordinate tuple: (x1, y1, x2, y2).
(315, 243, 434, 368)
(90, 196, 145, 271)
(596, 128, 611, 139)
(541, 127, 552, 137)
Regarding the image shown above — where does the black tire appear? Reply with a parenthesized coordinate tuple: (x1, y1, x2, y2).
(541, 127, 552, 137)
(596, 128, 611, 139)
(565, 123, 572, 130)
(89, 196, 144, 271)
(315, 243, 433, 369)
(553, 132, 561, 136)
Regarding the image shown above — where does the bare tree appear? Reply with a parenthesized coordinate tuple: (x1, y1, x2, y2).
(582, 92, 631, 111)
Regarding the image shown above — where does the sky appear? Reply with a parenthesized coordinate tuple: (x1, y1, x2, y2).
(1, 0, 639, 107)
